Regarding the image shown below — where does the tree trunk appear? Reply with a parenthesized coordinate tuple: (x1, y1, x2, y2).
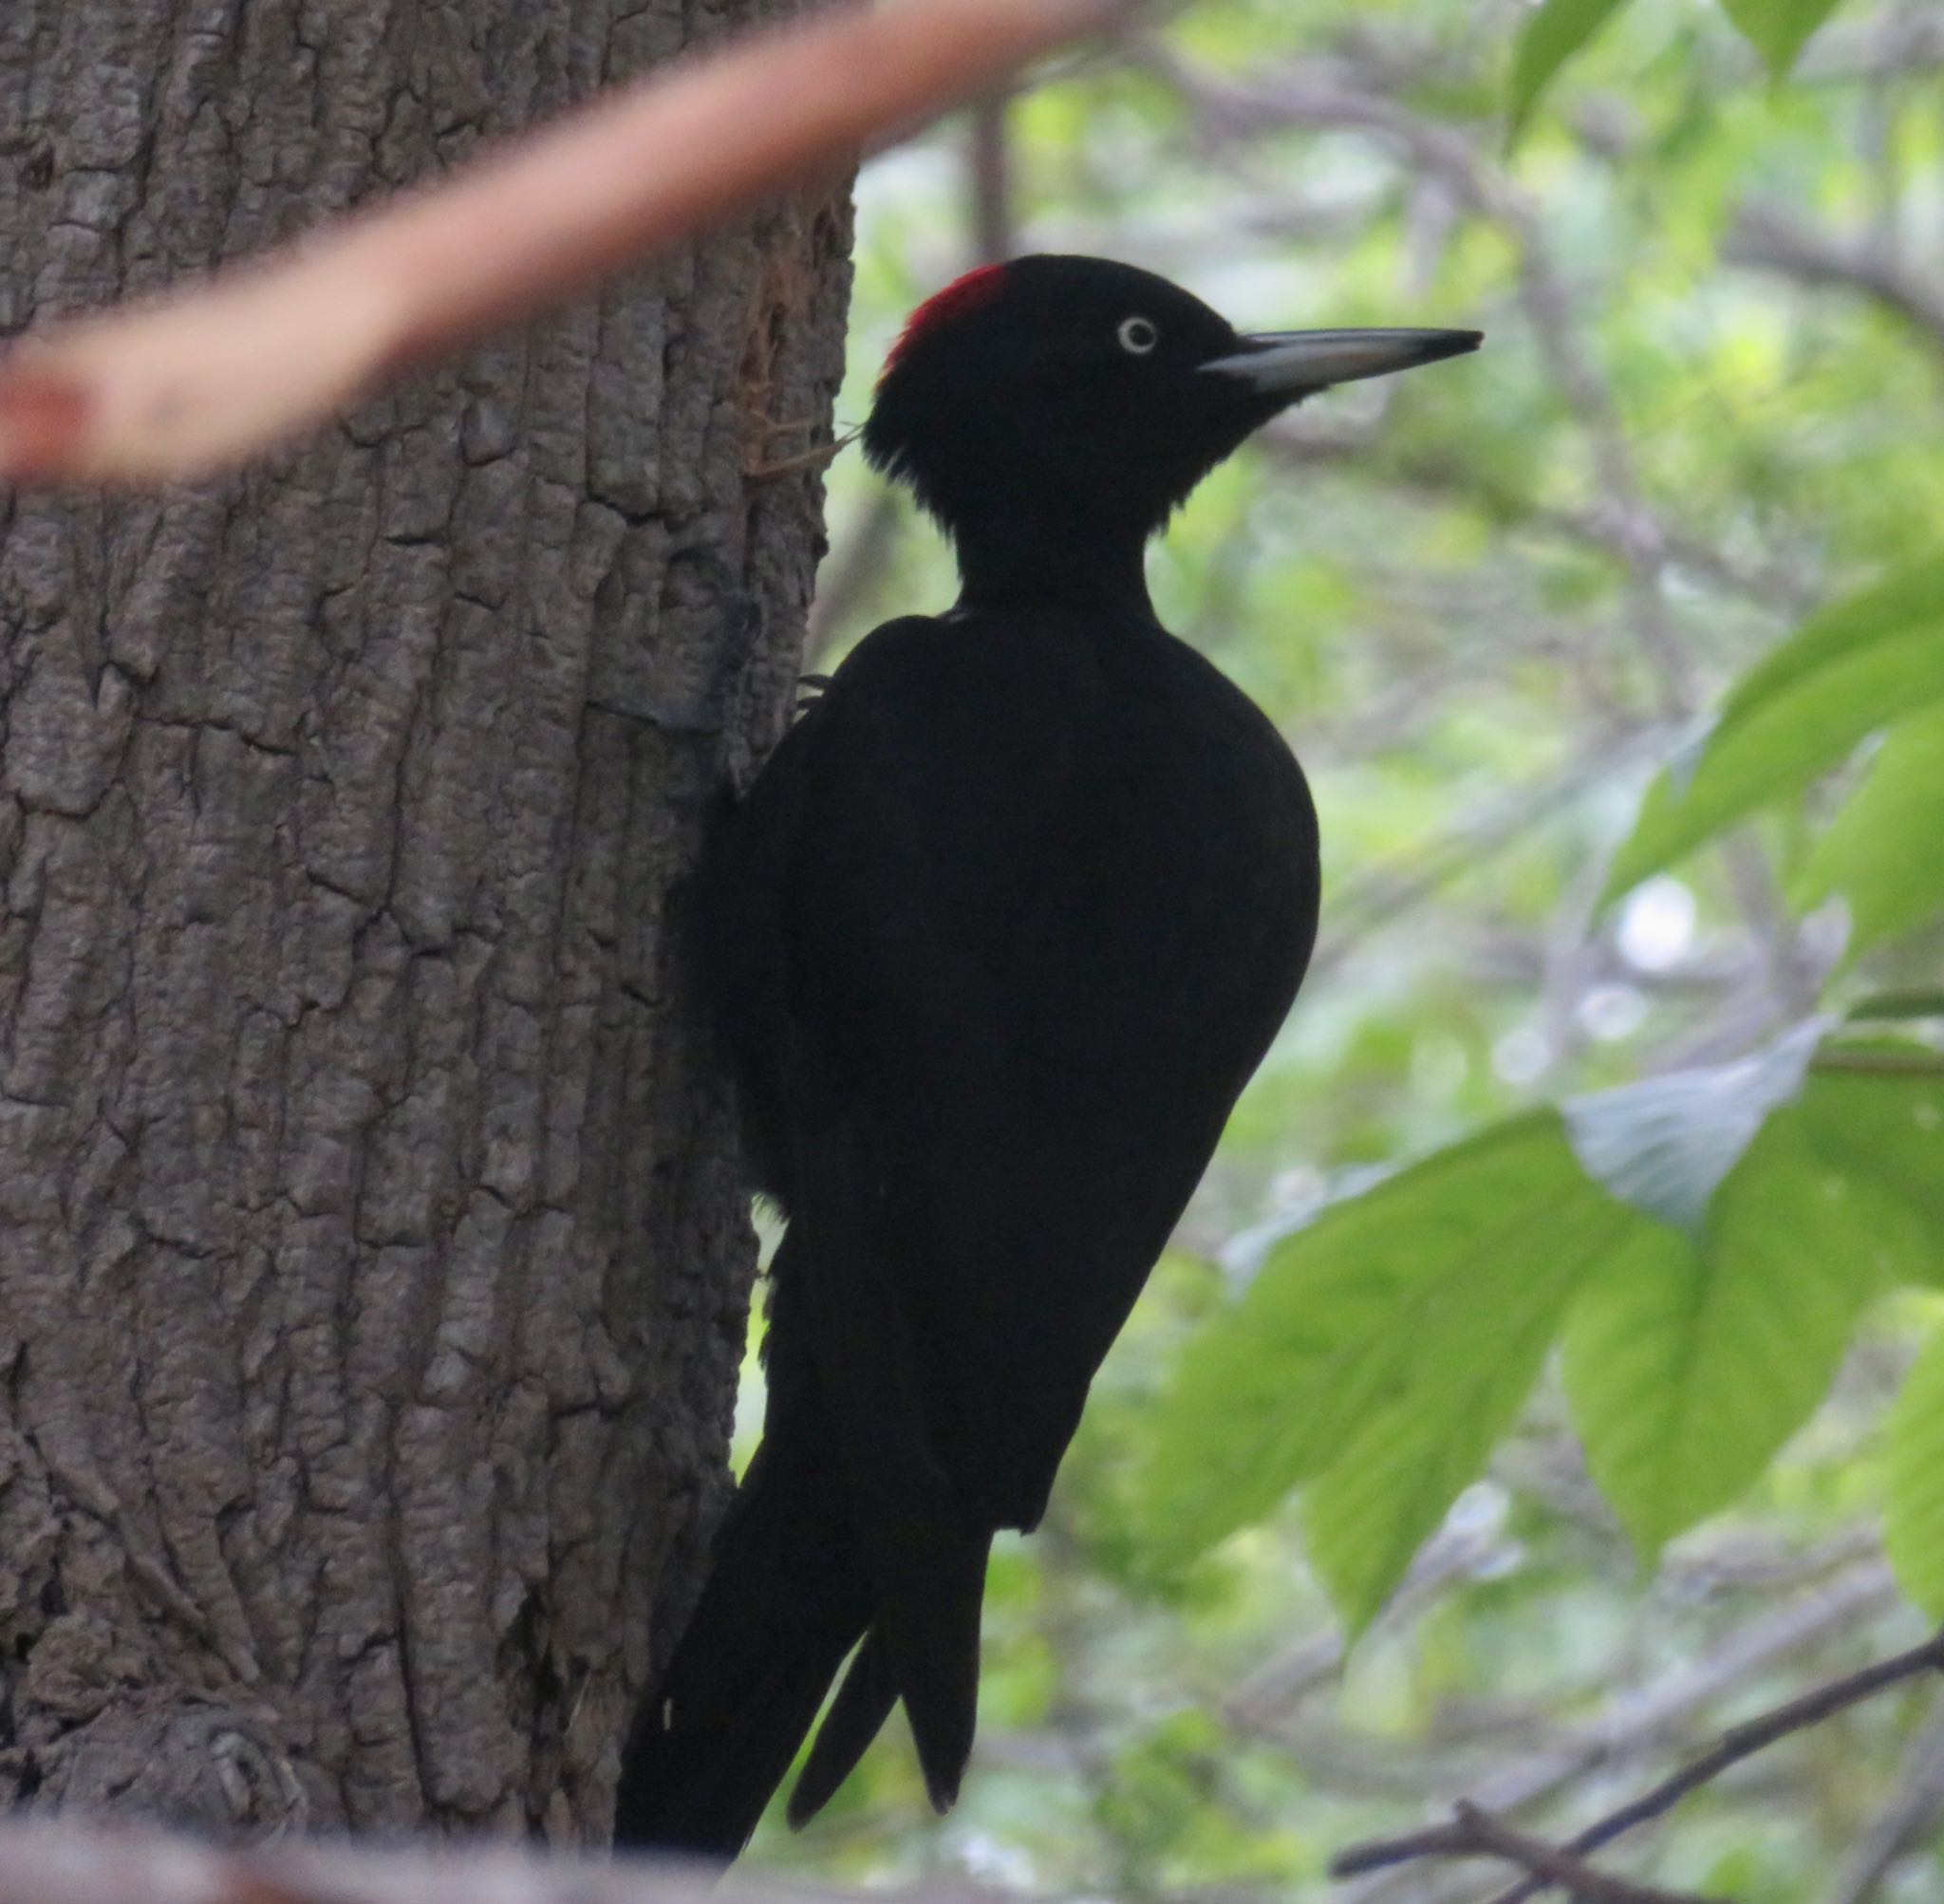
(0, 0, 849, 1840)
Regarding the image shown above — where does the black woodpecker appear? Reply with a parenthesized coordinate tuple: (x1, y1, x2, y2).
(614, 254, 1480, 1857)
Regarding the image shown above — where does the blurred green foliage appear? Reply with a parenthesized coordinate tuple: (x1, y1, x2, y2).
(1512, 0, 1852, 144)
(750, 0, 1944, 1894)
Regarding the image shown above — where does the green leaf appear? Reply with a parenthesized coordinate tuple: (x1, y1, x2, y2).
(1722, 554, 1944, 721)
(1297, 1185, 1610, 1628)
(1885, 1322, 1944, 1618)
(1562, 1108, 1888, 1558)
(1506, 0, 1634, 148)
(1563, 1018, 1824, 1234)
(1796, 702, 1944, 961)
(1139, 1031, 1942, 1617)
(1717, 0, 1845, 78)
(1135, 1113, 1623, 1602)
(1798, 1060, 1944, 1256)
(1604, 558, 1944, 901)
(1848, 993, 1944, 1022)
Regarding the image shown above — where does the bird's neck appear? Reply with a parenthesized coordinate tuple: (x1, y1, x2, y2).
(947, 500, 1155, 617)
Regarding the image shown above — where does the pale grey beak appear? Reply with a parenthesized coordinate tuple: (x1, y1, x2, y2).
(1201, 327, 1483, 393)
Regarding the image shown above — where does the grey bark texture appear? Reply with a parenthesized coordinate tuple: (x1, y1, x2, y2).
(0, 0, 850, 1842)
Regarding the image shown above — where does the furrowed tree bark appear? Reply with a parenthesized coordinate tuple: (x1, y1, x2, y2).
(0, 0, 849, 1839)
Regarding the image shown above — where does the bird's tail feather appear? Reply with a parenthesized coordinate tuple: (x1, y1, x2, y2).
(789, 1627, 897, 1826)
(868, 1515, 991, 1814)
(613, 1418, 871, 1857)
(781, 1107, 996, 1820)
(790, 1510, 992, 1824)
(615, 1139, 998, 1856)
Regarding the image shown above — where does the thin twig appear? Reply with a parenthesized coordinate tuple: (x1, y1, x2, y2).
(1458, 1804, 1717, 1904)
(1494, 1627, 1944, 1904)
(1332, 1627, 1944, 1902)
(1331, 1803, 1712, 1901)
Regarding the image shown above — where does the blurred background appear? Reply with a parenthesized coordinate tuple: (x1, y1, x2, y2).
(743, 2, 1944, 1895)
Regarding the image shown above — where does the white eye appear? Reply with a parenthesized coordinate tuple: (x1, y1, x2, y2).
(1117, 315, 1159, 356)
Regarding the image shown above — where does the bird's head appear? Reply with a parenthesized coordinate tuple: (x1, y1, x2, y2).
(863, 254, 1480, 604)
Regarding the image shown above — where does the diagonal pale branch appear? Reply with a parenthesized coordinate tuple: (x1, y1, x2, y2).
(0, 0, 1125, 488)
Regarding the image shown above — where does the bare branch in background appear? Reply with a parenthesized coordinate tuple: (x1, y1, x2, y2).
(0, 0, 1125, 487)
(1335, 1561, 1901, 1903)
(1257, 426, 1816, 616)
(1307, 731, 1665, 981)
(1724, 199, 1944, 357)
(1134, 38, 1850, 1039)
(1446, 1804, 1720, 1903)
(1332, 1625, 1944, 1904)
(1138, 40, 1700, 719)
(1796, 8, 1944, 84)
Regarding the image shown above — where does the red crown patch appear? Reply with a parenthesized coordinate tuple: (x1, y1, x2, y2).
(879, 264, 1007, 383)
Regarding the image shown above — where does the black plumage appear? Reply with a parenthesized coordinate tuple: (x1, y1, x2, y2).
(615, 255, 1479, 1857)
